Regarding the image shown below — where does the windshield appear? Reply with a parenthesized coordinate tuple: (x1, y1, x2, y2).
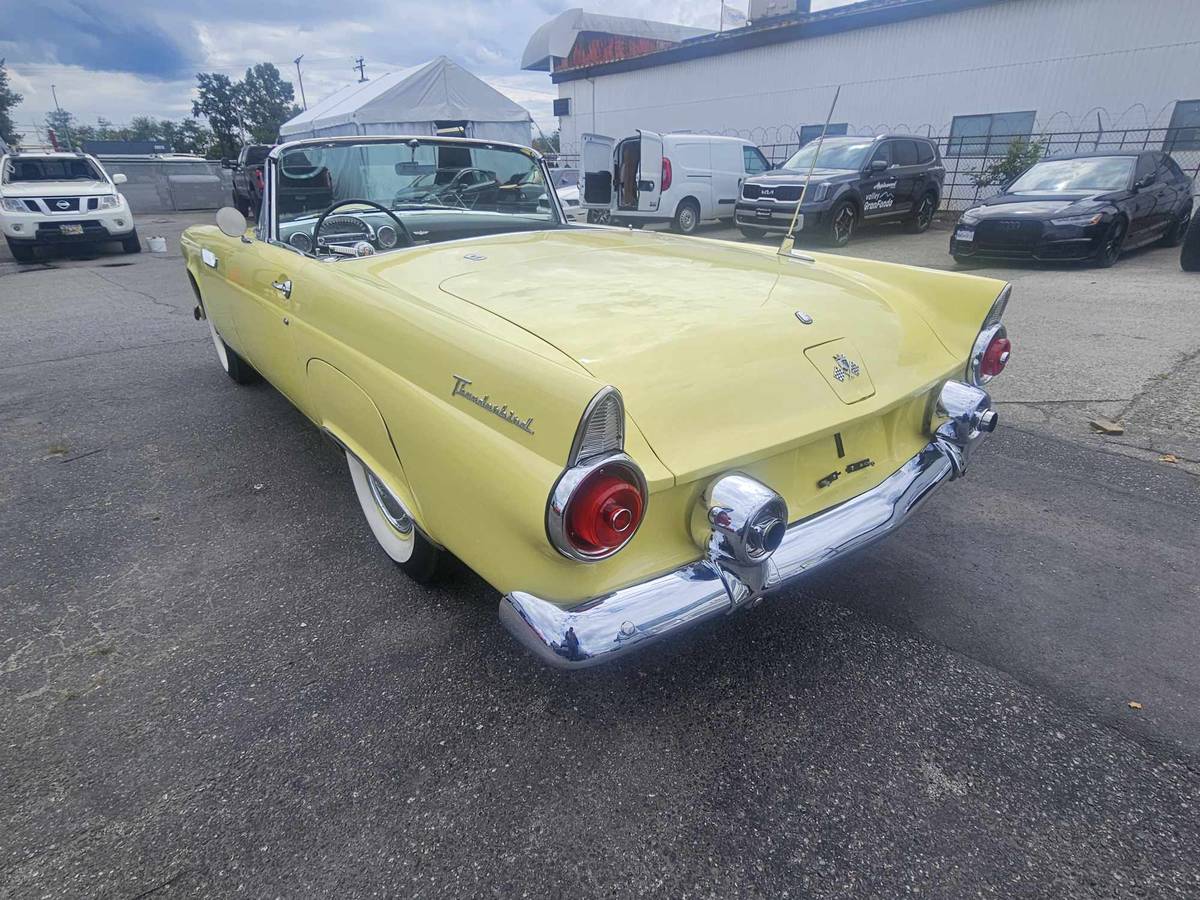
(781, 139, 874, 172)
(3, 157, 105, 183)
(1008, 157, 1135, 193)
(274, 139, 556, 227)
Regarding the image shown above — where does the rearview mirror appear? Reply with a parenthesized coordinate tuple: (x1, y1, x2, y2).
(1134, 174, 1155, 191)
(869, 159, 888, 173)
(216, 206, 248, 238)
(111, 173, 127, 185)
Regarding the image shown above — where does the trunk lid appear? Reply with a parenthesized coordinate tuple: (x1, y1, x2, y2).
(432, 231, 956, 480)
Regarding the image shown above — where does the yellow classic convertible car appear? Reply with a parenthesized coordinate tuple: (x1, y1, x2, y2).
(182, 135, 1012, 668)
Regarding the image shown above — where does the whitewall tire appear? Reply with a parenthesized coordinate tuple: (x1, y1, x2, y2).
(346, 452, 441, 582)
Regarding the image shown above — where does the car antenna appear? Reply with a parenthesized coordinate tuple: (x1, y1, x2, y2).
(779, 84, 841, 259)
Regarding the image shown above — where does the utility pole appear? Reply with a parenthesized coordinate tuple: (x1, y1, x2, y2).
(49, 83, 74, 150)
(354, 57, 368, 82)
(294, 55, 308, 110)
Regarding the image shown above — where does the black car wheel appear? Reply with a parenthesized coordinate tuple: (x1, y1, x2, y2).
(121, 229, 142, 254)
(586, 209, 611, 225)
(1160, 204, 1192, 248)
(1181, 214, 1200, 272)
(1093, 217, 1127, 268)
(739, 226, 767, 241)
(5, 238, 35, 262)
(905, 192, 937, 234)
(828, 200, 856, 247)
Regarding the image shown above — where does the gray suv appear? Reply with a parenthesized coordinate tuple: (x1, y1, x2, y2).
(735, 134, 945, 246)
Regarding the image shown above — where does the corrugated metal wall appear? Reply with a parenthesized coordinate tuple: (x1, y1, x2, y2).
(555, 0, 1200, 152)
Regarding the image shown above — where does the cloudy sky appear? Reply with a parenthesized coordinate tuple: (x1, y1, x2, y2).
(0, 0, 847, 142)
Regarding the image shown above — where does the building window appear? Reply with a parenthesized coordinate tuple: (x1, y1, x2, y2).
(1165, 100, 1200, 151)
(799, 123, 848, 146)
(553, 98, 571, 117)
(947, 111, 1036, 156)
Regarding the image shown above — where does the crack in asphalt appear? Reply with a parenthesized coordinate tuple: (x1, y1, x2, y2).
(88, 268, 183, 316)
(0, 338, 206, 373)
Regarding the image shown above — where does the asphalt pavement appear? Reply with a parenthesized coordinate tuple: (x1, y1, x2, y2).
(1, 216, 1198, 898)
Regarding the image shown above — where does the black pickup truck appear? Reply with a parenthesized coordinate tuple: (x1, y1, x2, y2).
(226, 145, 273, 218)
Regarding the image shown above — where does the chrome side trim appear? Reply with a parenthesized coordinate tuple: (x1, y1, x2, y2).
(502, 380, 995, 670)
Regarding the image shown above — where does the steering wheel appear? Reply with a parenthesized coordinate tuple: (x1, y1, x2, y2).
(311, 198, 414, 252)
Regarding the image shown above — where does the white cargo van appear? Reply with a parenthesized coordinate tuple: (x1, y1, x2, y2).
(580, 131, 771, 233)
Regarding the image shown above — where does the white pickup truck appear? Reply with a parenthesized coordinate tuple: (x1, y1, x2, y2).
(1, 150, 139, 261)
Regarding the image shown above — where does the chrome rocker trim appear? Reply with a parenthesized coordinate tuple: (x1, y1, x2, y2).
(500, 380, 996, 670)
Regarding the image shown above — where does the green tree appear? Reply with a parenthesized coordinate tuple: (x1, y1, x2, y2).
(192, 72, 242, 159)
(160, 119, 213, 156)
(532, 129, 560, 155)
(0, 58, 22, 147)
(238, 63, 298, 144)
(971, 137, 1046, 188)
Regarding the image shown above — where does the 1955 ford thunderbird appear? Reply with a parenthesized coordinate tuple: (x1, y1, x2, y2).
(181, 135, 1012, 669)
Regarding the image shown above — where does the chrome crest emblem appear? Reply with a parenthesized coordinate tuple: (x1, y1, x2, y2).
(832, 353, 861, 382)
(56, 199, 71, 210)
(451, 375, 534, 434)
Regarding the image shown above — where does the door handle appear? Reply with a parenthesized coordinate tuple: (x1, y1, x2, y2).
(271, 279, 292, 299)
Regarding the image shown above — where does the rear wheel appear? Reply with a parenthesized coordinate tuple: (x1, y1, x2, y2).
(1181, 214, 1200, 272)
(121, 229, 141, 254)
(586, 209, 611, 225)
(1092, 217, 1126, 268)
(671, 198, 701, 235)
(1160, 203, 1192, 248)
(6, 238, 34, 262)
(346, 452, 442, 583)
(905, 192, 937, 233)
(828, 200, 856, 247)
(738, 226, 767, 241)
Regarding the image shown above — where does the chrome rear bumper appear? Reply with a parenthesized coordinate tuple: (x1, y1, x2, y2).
(500, 381, 995, 669)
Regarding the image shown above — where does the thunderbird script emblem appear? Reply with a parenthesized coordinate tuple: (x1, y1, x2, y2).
(832, 353, 861, 382)
(451, 375, 534, 434)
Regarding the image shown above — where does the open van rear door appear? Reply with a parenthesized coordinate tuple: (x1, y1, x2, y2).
(637, 130, 663, 212)
(581, 133, 615, 210)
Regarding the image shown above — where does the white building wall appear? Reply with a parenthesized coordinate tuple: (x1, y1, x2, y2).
(554, 0, 1200, 153)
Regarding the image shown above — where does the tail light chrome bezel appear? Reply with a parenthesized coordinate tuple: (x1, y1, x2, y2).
(967, 284, 1012, 386)
(546, 453, 648, 562)
(548, 385, 647, 562)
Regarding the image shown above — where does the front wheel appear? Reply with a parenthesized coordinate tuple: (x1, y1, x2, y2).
(827, 200, 856, 247)
(1092, 217, 1126, 268)
(905, 192, 937, 233)
(671, 199, 701, 234)
(346, 452, 442, 583)
(121, 229, 141, 254)
(6, 238, 34, 262)
(586, 209, 611, 225)
(205, 315, 260, 385)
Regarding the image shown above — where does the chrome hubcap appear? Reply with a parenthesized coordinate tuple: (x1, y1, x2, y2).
(367, 471, 413, 535)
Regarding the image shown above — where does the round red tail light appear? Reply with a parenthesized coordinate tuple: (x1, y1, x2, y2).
(661, 156, 673, 193)
(566, 469, 645, 554)
(980, 335, 1011, 378)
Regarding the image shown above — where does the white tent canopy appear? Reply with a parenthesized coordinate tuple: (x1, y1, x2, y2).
(279, 57, 533, 145)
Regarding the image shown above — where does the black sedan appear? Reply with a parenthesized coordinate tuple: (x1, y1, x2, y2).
(950, 151, 1194, 267)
